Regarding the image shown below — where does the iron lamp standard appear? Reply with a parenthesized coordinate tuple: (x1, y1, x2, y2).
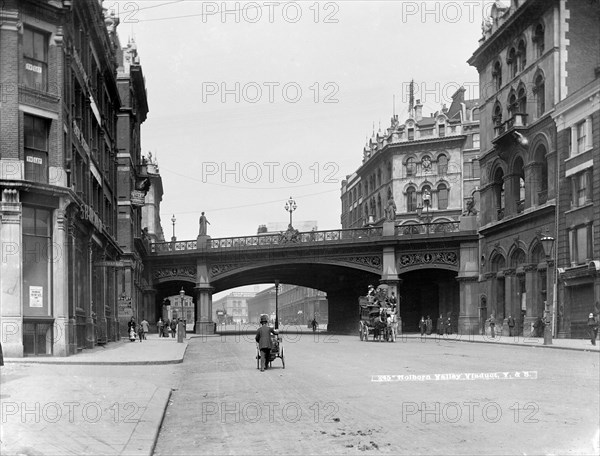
(285, 197, 297, 227)
(179, 287, 185, 322)
(540, 233, 555, 345)
(416, 189, 432, 234)
(171, 214, 176, 242)
(274, 280, 280, 330)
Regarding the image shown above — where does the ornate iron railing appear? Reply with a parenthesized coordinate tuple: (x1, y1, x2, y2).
(394, 221, 460, 236)
(150, 222, 463, 253)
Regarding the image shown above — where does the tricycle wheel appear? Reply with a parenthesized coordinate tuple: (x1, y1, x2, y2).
(281, 347, 285, 369)
(359, 324, 364, 341)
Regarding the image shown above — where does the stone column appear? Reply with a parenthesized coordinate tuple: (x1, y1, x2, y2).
(457, 240, 480, 336)
(325, 289, 358, 334)
(52, 201, 69, 356)
(85, 241, 95, 349)
(0, 189, 23, 357)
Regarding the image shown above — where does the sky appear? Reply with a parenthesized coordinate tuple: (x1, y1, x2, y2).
(108, 0, 488, 297)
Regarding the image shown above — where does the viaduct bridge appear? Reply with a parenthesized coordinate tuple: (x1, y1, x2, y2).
(145, 218, 479, 334)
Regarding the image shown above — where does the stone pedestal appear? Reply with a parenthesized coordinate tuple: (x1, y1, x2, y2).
(194, 283, 214, 335)
(196, 235, 211, 249)
(382, 221, 395, 237)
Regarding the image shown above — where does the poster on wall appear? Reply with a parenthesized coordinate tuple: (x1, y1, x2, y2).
(30, 286, 43, 308)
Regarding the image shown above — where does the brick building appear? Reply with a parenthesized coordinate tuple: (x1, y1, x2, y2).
(468, 0, 600, 337)
(0, 0, 151, 356)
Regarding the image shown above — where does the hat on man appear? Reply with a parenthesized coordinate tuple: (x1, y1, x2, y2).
(260, 315, 268, 323)
(590, 313, 595, 318)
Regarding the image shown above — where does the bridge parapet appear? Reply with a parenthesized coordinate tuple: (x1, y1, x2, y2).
(149, 222, 466, 254)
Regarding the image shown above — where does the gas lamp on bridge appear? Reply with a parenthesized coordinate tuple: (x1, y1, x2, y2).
(285, 196, 297, 228)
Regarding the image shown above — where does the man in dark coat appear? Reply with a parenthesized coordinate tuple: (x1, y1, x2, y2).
(436, 315, 444, 336)
(425, 316, 432, 335)
(170, 318, 177, 338)
(588, 313, 598, 346)
(507, 315, 515, 337)
(418, 316, 426, 336)
(255, 315, 276, 372)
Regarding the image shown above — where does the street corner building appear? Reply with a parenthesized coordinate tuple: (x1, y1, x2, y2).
(0, 0, 160, 357)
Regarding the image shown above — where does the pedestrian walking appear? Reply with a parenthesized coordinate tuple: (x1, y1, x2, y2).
(436, 314, 444, 336)
(140, 318, 149, 340)
(170, 318, 177, 338)
(137, 323, 144, 342)
(487, 314, 496, 338)
(507, 315, 515, 337)
(255, 315, 276, 372)
(157, 318, 164, 338)
(164, 319, 170, 337)
(425, 316, 432, 335)
(127, 317, 136, 342)
(418, 316, 426, 336)
(446, 317, 452, 335)
(533, 316, 543, 337)
(587, 313, 598, 346)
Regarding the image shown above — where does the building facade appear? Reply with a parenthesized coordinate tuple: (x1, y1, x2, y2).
(277, 284, 328, 326)
(468, 0, 600, 338)
(213, 291, 255, 324)
(115, 38, 151, 336)
(0, 0, 151, 356)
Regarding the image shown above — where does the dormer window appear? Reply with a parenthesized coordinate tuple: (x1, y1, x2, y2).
(407, 128, 415, 141)
(438, 123, 446, 137)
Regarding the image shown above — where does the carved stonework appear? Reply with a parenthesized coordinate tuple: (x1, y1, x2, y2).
(211, 263, 242, 277)
(340, 256, 382, 270)
(398, 251, 458, 269)
(483, 272, 496, 280)
(153, 266, 196, 280)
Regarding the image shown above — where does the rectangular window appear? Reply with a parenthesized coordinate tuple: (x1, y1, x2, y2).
(407, 128, 414, 141)
(463, 162, 472, 179)
(472, 160, 481, 178)
(569, 225, 593, 265)
(24, 114, 49, 183)
(438, 124, 445, 137)
(576, 120, 587, 154)
(23, 206, 52, 318)
(23, 28, 48, 91)
(472, 133, 480, 149)
(438, 187, 449, 210)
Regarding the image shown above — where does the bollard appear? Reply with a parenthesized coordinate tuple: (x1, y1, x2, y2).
(543, 320, 552, 345)
(177, 320, 185, 343)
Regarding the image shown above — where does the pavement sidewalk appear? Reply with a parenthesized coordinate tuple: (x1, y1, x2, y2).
(1, 334, 188, 456)
(400, 332, 600, 352)
(3, 333, 188, 365)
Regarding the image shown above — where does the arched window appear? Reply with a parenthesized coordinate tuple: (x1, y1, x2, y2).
(534, 144, 548, 204)
(472, 107, 480, 121)
(494, 168, 505, 220)
(491, 253, 506, 319)
(377, 169, 381, 187)
(517, 40, 526, 72)
(406, 157, 415, 176)
(437, 154, 448, 175)
(387, 161, 392, 180)
(513, 157, 525, 213)
(377, 194, 382, 219)
(438, 183, 449, 210)
(511, 249, 526, 268)
(508, 90, 517, 118)
(406, 186, 417, 212)
(492, 61, 502, 91)
(493, 102, 502, 126)
(508, 47, 517, 78)
(534, 73, 545, 117)
(533, 23, 545, 58)
(517, 84, 527, 115)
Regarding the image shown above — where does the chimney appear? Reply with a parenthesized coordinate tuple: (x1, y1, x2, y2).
(415, 99, 423, 121)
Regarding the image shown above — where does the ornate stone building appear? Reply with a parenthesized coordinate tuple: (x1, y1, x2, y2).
(468, 0, 600, 337)
(340, 87, 480, 332)
(0, 0, 151, 356)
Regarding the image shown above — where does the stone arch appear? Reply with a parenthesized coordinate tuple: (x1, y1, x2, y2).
(509, 247, 527, 268)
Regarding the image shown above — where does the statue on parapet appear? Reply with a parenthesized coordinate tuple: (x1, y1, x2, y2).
(280, 224, 300, 243)
(199, 212, 210, 236)
(385, 197, 397, 222)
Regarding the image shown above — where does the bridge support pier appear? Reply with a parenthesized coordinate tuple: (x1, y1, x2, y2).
(194, 285, 214, 335)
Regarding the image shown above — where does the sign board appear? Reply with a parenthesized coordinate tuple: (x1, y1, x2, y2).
(30, 286, 43, 308)
(130, 190, 146, 207)
(95, 261, 126, 268)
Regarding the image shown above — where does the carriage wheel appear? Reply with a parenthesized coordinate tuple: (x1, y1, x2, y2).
(359, 324, 364, 341)
(391, 329, 396, 342)
(281, 347, 285, 369)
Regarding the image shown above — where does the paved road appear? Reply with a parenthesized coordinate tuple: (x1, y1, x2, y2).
(154, 333, 600, 455)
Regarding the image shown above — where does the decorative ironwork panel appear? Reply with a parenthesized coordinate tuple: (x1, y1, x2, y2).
(153, 266, 196, 280)
(398, 251, 458, 269)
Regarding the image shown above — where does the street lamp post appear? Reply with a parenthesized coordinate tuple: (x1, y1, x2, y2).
(179, 287, 185, 322)
(416, 189, 432, 234)
(284, 196, 297, 227)
(274, 280, 280, 330)
(540, 232, 555, 345)
(171, 214, 176, 242)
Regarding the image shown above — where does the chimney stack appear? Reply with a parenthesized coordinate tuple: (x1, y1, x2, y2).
(415, 99, 423, 121)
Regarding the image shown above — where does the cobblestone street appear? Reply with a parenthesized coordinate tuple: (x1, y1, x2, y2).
(153, 334, 600, 455)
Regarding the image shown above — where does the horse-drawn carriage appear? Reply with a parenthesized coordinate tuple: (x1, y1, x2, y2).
(358, 286, 398, 342)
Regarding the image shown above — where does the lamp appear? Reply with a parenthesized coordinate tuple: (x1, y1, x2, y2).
(539, 232, 555, 345)
(274, 280, 280, 330)
(179, 287, 185, 321)
(284, 197, 297, 228)
(171, 214, 176, 242)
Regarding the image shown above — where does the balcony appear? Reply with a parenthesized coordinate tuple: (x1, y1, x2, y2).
(492, 113, 529, 147)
